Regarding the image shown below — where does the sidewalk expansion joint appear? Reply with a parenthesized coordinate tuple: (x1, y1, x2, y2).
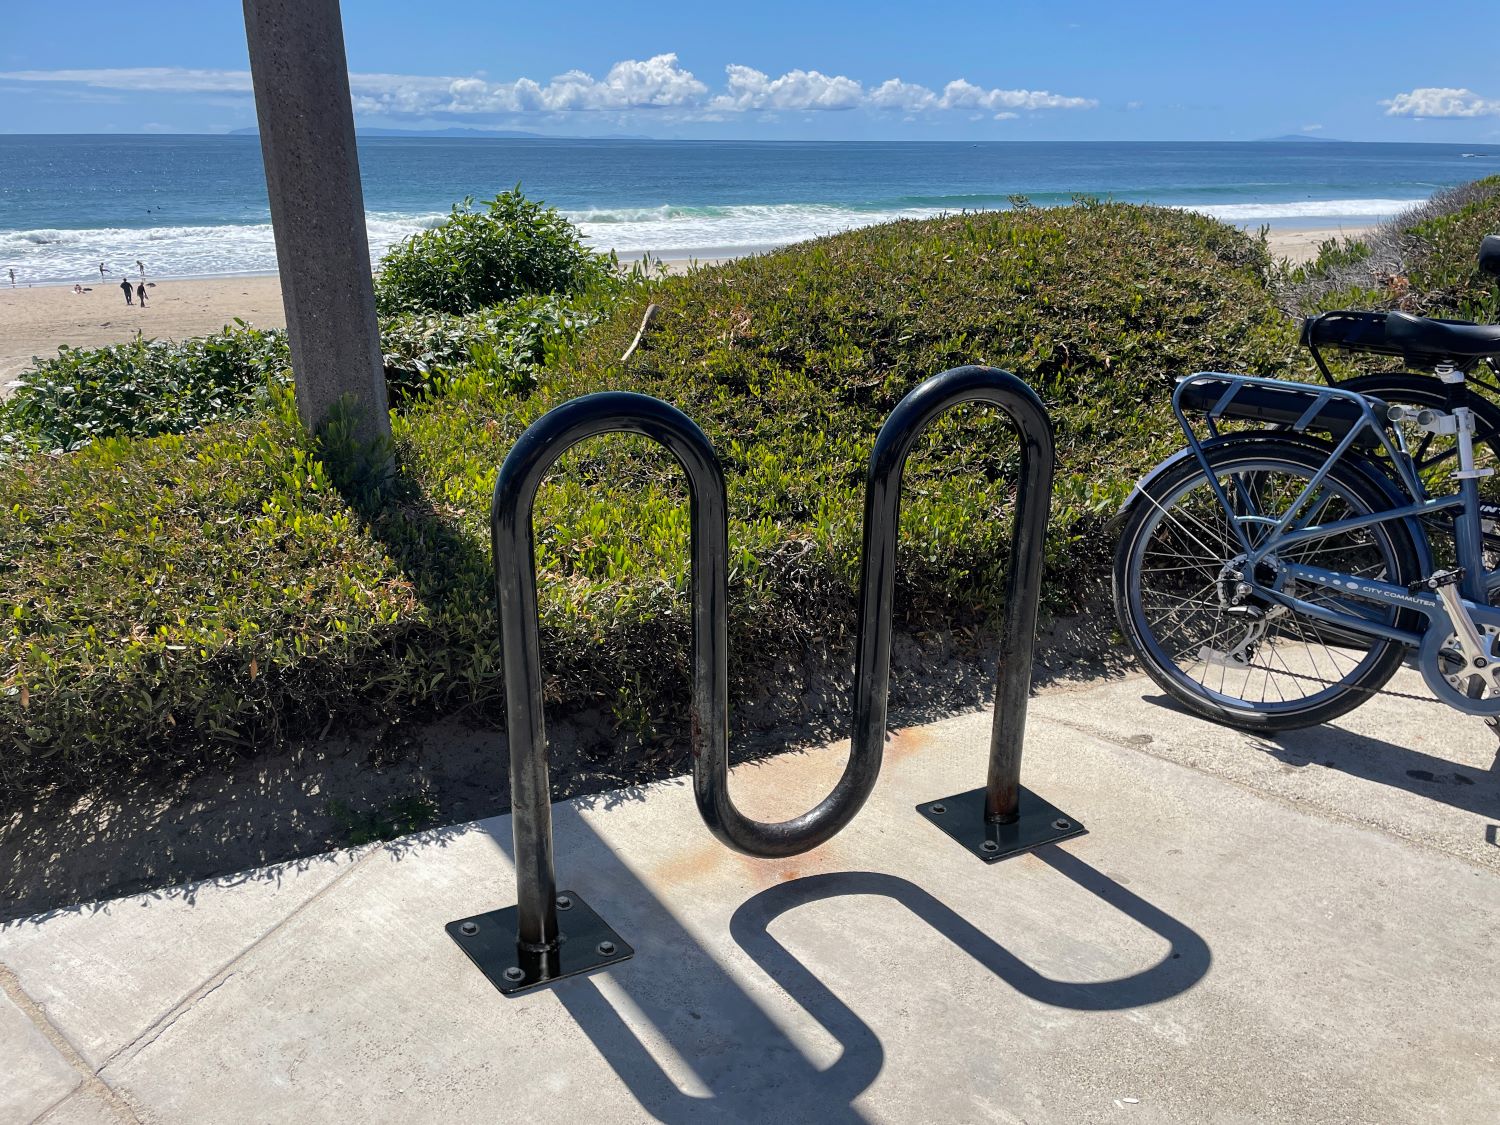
(1, 963, 141, 1124)
(98, 844, 377, 1074)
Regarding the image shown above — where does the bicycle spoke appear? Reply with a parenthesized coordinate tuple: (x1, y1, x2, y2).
(1125, 452, 1400, 717)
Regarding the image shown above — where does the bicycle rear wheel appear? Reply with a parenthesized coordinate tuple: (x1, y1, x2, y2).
(1113, 437, 1423, 730)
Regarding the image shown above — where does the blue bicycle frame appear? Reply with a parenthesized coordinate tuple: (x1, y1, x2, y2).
(1170, 373, 1500, 714)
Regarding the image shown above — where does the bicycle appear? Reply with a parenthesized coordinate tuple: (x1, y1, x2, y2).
(1113, 294, 1500, 730)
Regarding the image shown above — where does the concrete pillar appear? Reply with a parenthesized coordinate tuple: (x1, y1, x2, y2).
(242, 0, 391, 455)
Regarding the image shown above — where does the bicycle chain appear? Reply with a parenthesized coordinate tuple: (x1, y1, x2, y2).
(1239, 657, 1437, 703)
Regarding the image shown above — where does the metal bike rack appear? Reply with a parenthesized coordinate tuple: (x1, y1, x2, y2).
(900, 368, 1084, 861)
(447, 367, 1082, 995)
(446, 391, 722, 995)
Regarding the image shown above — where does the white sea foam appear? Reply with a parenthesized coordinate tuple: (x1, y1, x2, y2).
(565, 202, 946, 255)
(0, 210, 447, 285)
(0, 196, 1427, 284)
(1178, 198, 1419, 222)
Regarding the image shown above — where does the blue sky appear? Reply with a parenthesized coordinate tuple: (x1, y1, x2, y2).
(3, 0, 1499, 141)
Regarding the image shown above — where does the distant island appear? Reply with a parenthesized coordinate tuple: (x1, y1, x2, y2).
(228, 126, 653, 140)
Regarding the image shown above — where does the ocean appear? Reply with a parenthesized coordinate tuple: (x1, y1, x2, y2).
(2, 135, 1497, 285)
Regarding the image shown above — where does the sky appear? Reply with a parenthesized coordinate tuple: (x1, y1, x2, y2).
(3, 1, 1500, 142)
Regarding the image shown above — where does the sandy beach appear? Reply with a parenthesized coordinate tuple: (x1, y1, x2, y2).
(1, 275, 287, 385)
(1, 229, 1367, 386)
(1263, 225, 1374, 264)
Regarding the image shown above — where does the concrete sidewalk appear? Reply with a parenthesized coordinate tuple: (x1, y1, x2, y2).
(3, 666, 1498, 1124)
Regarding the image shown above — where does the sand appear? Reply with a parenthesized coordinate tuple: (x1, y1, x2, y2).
(0, 229, 1372, 388)
(1, 275, 287, 386)
(1263, 225, 1373, 264)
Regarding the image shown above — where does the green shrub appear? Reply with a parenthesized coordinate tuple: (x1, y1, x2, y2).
(1284, 235, 1372, 288)
(1399, 175, 1500, 320)
(374, 190, 615, 316)
(1, 390, 421, 784)
(1, 292, 617, 452)
(0, 203, 1298, 796)
(1, 323, 290, 453)
(379, 292, 610, 399)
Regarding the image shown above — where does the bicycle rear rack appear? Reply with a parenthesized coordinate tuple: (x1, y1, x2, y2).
(446, 366, 1084, 995)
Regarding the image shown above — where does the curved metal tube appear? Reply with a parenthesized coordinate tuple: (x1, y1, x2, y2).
(492, 391, 729, 956)
(493, 366, 1054, 964)
(695, 364, 1056, 853)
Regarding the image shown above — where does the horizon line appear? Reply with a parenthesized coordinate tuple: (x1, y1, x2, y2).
(3, 131, 1500, 146)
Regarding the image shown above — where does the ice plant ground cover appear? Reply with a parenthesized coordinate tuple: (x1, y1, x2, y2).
(2, 182, 1497, 797)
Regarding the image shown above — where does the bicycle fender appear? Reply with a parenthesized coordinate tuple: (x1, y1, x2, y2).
(1109, 431, 1435, 576)
(1109, 433, 1313, 532)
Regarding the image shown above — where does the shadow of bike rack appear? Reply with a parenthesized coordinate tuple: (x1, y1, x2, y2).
(447, 366, 1083, 995)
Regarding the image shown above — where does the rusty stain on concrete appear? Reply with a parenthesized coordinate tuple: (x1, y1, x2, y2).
(888, 725, 936, 761)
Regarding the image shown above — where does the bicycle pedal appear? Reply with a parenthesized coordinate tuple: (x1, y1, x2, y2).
(1410, 569, 1465, 594)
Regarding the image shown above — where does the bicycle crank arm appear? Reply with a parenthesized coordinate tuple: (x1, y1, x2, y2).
(1275, 561, 1500, 715)
(1433, 579, 1500, 694)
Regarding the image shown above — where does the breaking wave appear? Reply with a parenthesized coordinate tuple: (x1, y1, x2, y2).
(0, 211, 447, 285)
(0, 196, 1425, 283)
(1178, 197, 1418, 222)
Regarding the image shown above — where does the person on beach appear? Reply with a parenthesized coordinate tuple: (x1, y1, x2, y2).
(137, 281, 148, 307)
(7, 268, 14, 288)
(99, 262, 106, 280)
(136, 259, 145, 280)
(120, 277, 134, 306)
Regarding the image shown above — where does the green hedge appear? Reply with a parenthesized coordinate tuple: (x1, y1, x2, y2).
(1, 323, 290, 454)
(0, 293, 613, 454)
(0, 202, 1299, 796)
(379, 292, 609, 399)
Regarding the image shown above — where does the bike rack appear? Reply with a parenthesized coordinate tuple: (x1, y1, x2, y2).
(893, 368, 1084, 861)
(446, 367, 1083, 995)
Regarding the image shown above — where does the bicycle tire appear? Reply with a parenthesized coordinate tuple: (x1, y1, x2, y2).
(1114, 437, 1423, 731)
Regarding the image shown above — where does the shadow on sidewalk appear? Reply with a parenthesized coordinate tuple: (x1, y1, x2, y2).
(1139, 689, 1500, 822)
(475, 805, 1210, 1122)
(1261, 726, 1500, 820)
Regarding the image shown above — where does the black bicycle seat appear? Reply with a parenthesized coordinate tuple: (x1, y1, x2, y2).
(1384, 310, 1500, 361)
(1480, 234, 1500, 279)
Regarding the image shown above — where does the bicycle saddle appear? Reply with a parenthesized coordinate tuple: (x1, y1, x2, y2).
(1480, 234, 1500, 279)
(1384, 310, 1500, 361)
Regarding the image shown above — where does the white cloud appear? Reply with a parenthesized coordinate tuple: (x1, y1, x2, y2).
(344, 55, 708, 115)
(0, 59, 1096, 120)
(1382, 87, 1500, 118)
(868, 78, 938, 112)
(711, 65, 864, 111)
(937, 79, 1094, 113)
(531, 54, 708, 110)
(864, 77, 1096, 117)
(0, 67, 254, 92)
(348, 73, 459, 116)
(1301, 123, 1322, 132)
